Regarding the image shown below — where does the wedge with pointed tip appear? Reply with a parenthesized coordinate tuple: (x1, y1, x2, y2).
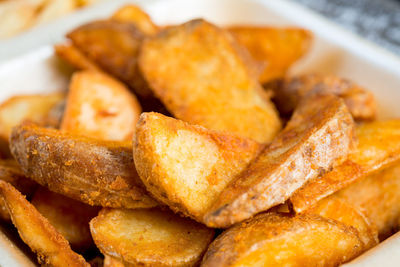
(54, 43, 101, 71)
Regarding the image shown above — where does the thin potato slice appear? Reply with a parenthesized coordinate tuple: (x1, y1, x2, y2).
(205, 93, 354, 227)
(10, 123, 157, 208)
(0, 180, 89, 267)
(138, 19, 281, 143)
(61, 71, 142, 141)
(90, 208, 214, 267)
(54, 43, 101, 71)
(229, 26, 312, 83)
(268, 74, 377, 120)
(31, 187, 100, 252)
(111, 4, 159, 35)
(134, 112, 263, 221)
(67, 20, 151, 97)
(201, 212, 363, 267)
(291, 120, 400, 213)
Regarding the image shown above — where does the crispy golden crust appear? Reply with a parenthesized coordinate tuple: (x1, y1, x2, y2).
(205, 94, 354, 227)
(54, 43, 101, 71)
(10, 123, 157, 208)
(291, 120, 400, 213)
(111, 5, 159, 35)
(138, 19, 281, 143)
(201, 212, 363, 267)
(67, 20, 151, 97)
(90, 208, 214, 267)
(103, 256, 125, 267)
(134, 112, 263, 221)
(0, 180, 89, 267)
(229, 26, 312, 83)
(31, 187, 100, 252)
(268, 74, 377, 121)
(61, 71, 142, 141)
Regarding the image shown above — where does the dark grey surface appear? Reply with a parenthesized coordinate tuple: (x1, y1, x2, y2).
(293, 0, 400, 55)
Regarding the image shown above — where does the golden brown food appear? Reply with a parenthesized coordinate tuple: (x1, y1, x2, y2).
(54, 43, 101, 71)
(205, 93, 354, 228)
(268, 74, 377, 120)
(0, 180, 89, 267)
(67, 20, 151, 97)
(229, 26, 312, 83)
(111, 4, 159, 35)
(138, 19, 281, 143)
(134, 112, 263, 221)
(31, 187, 100, 252)
(103, 256, 125, 267)
(90, 208, 214, 267)
(291, 120, 400, 213)
(201, 212, 363, 267)
(61, 71, 142, 141)
(10, 123, 157, 208)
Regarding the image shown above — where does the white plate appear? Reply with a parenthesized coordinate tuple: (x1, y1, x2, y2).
(0, 0, 400, 266)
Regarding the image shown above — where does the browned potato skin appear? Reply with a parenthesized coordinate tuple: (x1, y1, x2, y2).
(111, 5, 159, 35)
(205, 94, 354, 228)
(134, 112, 263, 222)
(103, 256, 125, 267)
(0, 180, 89, 267)
(54, 43, 101, 71)
(138, 19, 281, 143)
(201, 212, 363, 267)
(90, 208, 214, 267)
(291, 120, 400, 213)
(67, 20, 151, 98)
(31, 187, 100, 252)
(268, 74, 377, 121)
(229, 26, 312, 83)
(10, 123, 158, 208)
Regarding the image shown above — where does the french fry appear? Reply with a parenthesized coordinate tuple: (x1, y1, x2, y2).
(90, 208, 214, 267)
(134, 112, 263, 221)
(31, 187, 100, 252)
(201, 212, 363, 267)
(205, 93, 354, 227)
(34, 0, 76, 26)
(10, 123, 158, 208)
(268, 74, 377, 120)
(61, 71, 142, 141)
(54, 43, 101, 71)
(291, 120, 400, 213)
(138, 19, 281, 143)
(229, 26, 312, 83)
(0, 180, 89, 267)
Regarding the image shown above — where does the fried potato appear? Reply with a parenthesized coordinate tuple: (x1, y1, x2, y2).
(111, 5, 159, 35)
(138, 19, 281, 143)
(61, 71, 141, 141)
(229, 26, 312, 83)
(34, 0, 76, 26)
(202, 212, 363, 267)
(103, 256, 125, 267)
(90, 208, 214, 267)
(134, 112, 263, 221)
(205, 93, 354, 227)
(268, 74, 377, 120)
(335, 163, 400, 239)
(10, 123, 157, 208)
(291, 120, 400, 213)
(31, 187, 100, 252)
(54, 43, 101, 71)
(67, 20, 151, 97)
(0, 180, 89, 266)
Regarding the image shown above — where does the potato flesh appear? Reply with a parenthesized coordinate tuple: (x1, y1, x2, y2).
(205, 94, 354, 227)
(138, 19, 281, 143)
(90, 208, 214, 267)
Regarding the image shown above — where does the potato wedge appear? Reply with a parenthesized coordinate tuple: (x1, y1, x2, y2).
(31, 187, 100, 252)
(202, 212, 363, 267)
(10, 123, 157, 208)
(268, 74, 377, 120)
(134, 112, 263, 221)
(54, 43, 101, 71)
(90, 208, 214, 267)
(291, 120, 400, 213)
(111, 4, 159, 35)
(34, 0, 76, 26)
(103, 256, 125, 267)
(67, 20, 151, 97)
(138, 19, 281, 143)
(229, 26, 312, 83)
(0, 180, 88, 266)
(61, 71, 141, 141)
(205, 93, 354, 227)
